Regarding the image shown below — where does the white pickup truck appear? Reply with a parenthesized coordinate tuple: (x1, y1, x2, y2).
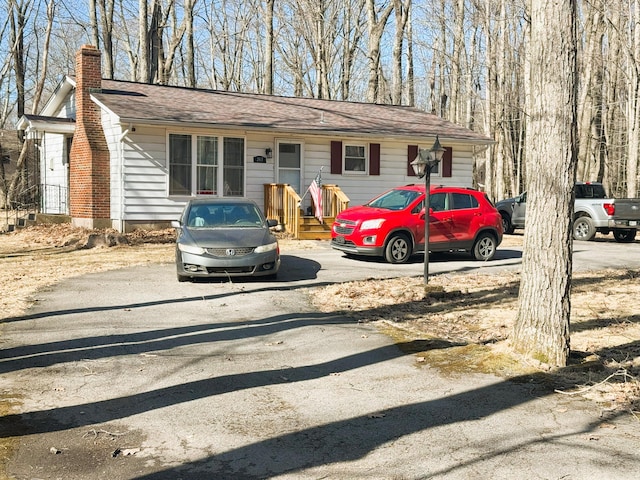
(496, 182, 640, 242)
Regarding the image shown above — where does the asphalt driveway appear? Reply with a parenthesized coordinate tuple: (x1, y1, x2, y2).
(2, 239, 640, 479)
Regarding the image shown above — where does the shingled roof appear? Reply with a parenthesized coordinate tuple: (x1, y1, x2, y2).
(89, 79, 492, 144)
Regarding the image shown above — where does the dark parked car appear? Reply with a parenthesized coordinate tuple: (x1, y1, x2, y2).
(331, 184, 503, 263)
(171, 198, 280, 282)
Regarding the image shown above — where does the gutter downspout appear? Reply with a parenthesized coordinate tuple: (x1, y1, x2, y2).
(118, 127, 129, 232)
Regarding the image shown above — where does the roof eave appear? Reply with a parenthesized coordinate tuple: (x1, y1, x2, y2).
(114, 116, 494, 145)
(17, 115, 76, 136)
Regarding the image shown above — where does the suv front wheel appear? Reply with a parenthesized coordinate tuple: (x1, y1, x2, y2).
(472, 232, 497, 261)
(384, 233, 412, 263)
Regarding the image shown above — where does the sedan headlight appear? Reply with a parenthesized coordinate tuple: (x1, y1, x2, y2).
(360, 219, 385, 230)
(254, 242, 278, 253)
(178, 243, 205, 255)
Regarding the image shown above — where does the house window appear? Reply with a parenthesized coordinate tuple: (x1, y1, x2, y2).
(344, 144, 366, 173)
(169, 134, 192, 195)
(197, 136, 218, 195)
(169, 134, 244, 196)
(223, 137, 244, 196)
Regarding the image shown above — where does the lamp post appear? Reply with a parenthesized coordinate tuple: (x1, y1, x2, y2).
(410, 136, 446, 285)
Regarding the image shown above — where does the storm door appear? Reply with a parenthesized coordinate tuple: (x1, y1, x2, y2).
(276, 141, 302, 194)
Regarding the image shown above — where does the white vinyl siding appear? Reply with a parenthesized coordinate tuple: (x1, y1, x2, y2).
(101, 114, 476, 228)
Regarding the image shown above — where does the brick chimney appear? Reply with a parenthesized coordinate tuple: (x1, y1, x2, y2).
(69, 45, 111, 229)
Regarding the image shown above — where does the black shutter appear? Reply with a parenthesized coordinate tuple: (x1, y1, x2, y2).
(331, 141, 342, 174)
(442, 147, 453, 177)
(370, 143, 380, 175)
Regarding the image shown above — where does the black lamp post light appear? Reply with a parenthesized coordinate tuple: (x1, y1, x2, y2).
(410, 136, 446, 285)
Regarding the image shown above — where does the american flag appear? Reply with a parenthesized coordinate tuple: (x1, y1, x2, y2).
(309, 172, 323, 222)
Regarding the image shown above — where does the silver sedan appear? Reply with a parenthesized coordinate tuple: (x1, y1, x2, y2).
(171, 198, 280, 282)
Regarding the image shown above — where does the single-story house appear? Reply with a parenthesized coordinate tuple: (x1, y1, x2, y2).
(17, 45, 493, 237)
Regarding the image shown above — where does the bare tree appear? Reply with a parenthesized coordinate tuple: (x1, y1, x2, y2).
(339, 0, 366, 101)
(263, 0, 274, 94)
(449, 0, 465, 121)
(391, 0, 410, 105)
(98, 0, 116, 79)
(185, 0, 196, 88)
(89, 0, 100, 48)
(512, 0, 578, 367)
(405, 5, 415, 106)
(627, 0, 640, 197)
(138, 0, 149, 82)
(9, 0, 27, 120)
(7, 0, 55, 206)
(365, 0, 393, 103)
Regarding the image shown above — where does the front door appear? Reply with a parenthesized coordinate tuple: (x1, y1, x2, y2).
(277, 141, 302, 194)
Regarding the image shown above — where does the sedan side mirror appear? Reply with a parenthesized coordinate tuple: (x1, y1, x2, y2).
(171, 220, 181, 229)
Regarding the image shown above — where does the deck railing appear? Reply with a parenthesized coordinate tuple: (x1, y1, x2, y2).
(264, 183, 302, 238)
(264, 183, 350, 238)
(321, 184, 350, 219)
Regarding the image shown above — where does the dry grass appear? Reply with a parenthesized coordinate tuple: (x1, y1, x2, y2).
(310, 263, 640, 416)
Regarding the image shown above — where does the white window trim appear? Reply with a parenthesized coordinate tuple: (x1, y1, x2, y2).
(167, 132, 246, 198)
(343, 142, 368, 175)
(275, 138, 305, 187)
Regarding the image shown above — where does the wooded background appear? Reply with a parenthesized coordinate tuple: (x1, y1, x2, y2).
(1, 0, 639, 208)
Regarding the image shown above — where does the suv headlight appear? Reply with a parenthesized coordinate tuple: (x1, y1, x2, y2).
(360, 219, 385, 230)
(255, 242, 278, 253)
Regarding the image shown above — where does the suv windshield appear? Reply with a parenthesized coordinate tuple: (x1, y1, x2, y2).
(367, 189, 422, 210)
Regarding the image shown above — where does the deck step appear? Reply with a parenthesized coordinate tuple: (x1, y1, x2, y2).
(298, 230, 332, 240)
(297, 215, 333, 240)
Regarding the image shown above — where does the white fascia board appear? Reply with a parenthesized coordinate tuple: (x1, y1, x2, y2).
(40, 76, 76, 117)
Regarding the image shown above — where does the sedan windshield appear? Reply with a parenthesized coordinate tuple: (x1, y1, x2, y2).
(367, 189, 422, 211)
(187, 204, 265, 228)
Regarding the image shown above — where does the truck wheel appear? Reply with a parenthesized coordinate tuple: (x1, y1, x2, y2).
(472, 232, 497, 261)
(501, 212, 514, 234)
(613, 229, 636, 243)
(573, 216, 596, 241)
(384, 234, 412, 263)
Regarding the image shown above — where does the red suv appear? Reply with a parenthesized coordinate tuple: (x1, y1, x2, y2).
(331, 184, 503, 263)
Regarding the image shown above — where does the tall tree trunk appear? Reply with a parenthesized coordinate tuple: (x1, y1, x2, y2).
(98, 0, 115, 79)
(138, 0, 149, 82)
(264, 0, 274, 94)
(340, 0, 365, 101)
(391, 0, 410, 105)
(89, 0, 100, 48)
(627, 0, 640, 197)
(9, 0, 26, 119)
(482, 0, 497, 200)
(494, 0, 506, 199)
(8, 0, 55, 205)
(406, 6, 415, 107)
(365, 0, 393, 103)
(512, 0, 578, 368)
(185, 0, 196, 88)
(449, 0, 464, 122)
